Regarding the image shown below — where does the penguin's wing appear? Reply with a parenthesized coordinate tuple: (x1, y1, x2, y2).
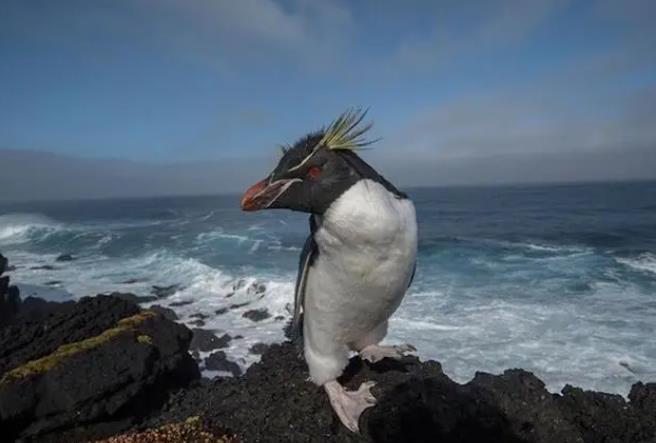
(291, 233, 317, 340)
(408, 261, 417, 288)
(291, 216, 319, 341)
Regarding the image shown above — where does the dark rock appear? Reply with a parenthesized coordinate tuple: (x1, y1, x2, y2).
(558, 384, 656, 443)
(275, 315, 285, 321)
(0, 296, 141, 377)
(151, 284, 181, 298)
(12, 296, 71, 325)
(30, 265, 56, 270)
(55, 253, 75, 262)
(242, 308, 271, 322)
(170, 300, 194, 307)
(247, 282, 266, 297)
(147, 342, 656, 443)
(204, 351, 242, 377)
(0, 254, 21, 328)
(105, 291, 158, 304)
(249, 342, 269, 355)
(233, 335, 243, 340)
(0, 275, 9, 295)
(0, 295, 200, 442)
(630, 382, 656, 413)
(465, 369, 580, 442)
(0, 284, 20, 327)
(0, 253, 7, 275)
(190, 329, 231, 352)
(214, 307, 228, 315)
(121, 278, 143, 284)
(229, 302, 249, 310)
(149, 305, 178, 321)
(190, 313, 209, 320)
(45, 280, 62, 286)
(189, 319, 205, 327)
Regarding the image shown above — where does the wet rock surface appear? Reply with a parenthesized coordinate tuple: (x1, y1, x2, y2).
(151, 284, 181, 298)
(107, 291, 158, 304)
(242, 307, 271, 322)
(190, 329, 232, 352)
(169, 299, 194, 307)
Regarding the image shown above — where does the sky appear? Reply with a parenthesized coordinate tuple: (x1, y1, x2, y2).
(1, 0, 655, 200)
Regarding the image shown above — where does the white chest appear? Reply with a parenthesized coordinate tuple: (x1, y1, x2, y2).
(305, 180, 418, 340)
(316, 179, 417, 270)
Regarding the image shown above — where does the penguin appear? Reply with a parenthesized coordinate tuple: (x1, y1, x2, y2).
(240, 109, 418, 433)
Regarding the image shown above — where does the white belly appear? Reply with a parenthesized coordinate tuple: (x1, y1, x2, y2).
(304, 179, 417, 351)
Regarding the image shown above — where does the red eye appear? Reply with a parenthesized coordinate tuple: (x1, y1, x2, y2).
(307, 166, 321, 180)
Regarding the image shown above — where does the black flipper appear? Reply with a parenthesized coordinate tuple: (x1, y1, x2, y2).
(291, 216, 318, 342)
(408, 261, 417, 288)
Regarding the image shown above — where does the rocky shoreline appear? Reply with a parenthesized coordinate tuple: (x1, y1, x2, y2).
(1, 253, 655, 442)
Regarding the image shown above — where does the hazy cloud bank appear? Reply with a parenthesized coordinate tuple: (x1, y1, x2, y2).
(1, 147, 654, 203)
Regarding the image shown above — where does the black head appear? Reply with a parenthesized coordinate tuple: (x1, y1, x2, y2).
(240, 132, 359, 214)
(241, 109, 404, 215)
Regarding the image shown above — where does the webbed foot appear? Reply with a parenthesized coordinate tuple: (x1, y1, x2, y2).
(324, 380, 376, 433)
(359, 343, 416, 363)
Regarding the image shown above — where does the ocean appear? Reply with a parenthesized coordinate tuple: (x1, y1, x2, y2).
(1, 181, 655, 395)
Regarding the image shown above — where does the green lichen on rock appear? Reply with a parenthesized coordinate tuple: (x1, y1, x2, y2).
(137, 334, 153, 345)
(0, 310, 157, 385)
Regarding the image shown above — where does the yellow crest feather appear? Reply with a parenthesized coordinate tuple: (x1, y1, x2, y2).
(320, 108, 378, 151)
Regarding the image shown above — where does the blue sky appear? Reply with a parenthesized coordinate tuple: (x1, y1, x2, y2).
(1, 0, 654, 168)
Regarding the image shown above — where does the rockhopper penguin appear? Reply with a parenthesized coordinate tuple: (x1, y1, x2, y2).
(240, 109, 418, 432)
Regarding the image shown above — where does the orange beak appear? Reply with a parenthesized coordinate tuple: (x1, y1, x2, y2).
(240, 179, 268, 211)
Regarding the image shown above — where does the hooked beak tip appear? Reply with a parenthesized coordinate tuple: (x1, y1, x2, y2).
(240, 179, 268, 211)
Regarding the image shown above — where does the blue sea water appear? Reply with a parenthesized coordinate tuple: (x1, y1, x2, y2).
(1, 181, 655, 395)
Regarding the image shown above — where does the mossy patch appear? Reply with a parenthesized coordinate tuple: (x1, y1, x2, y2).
(137, 334, 153, 345)
(0, 310, 158, 385)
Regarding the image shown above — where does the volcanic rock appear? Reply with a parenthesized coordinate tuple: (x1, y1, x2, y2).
(214, 307, 229, 315)
(107, 291, 158, 304)
(248, 342, 269, 355)
(242, 308, 271, 322)
(190, 329, 232, 352)
(148, 342, 656, 443)
(205, 351, 242, 377)
(150, 304, 179, 321)
(0, 253, 21, 327)
(0, 295, 199, 442)
(30, 265, 56, 270)
(170, 300, 194, 307)
(247, 282, 266, 297)
(152, 284, 181, 298)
